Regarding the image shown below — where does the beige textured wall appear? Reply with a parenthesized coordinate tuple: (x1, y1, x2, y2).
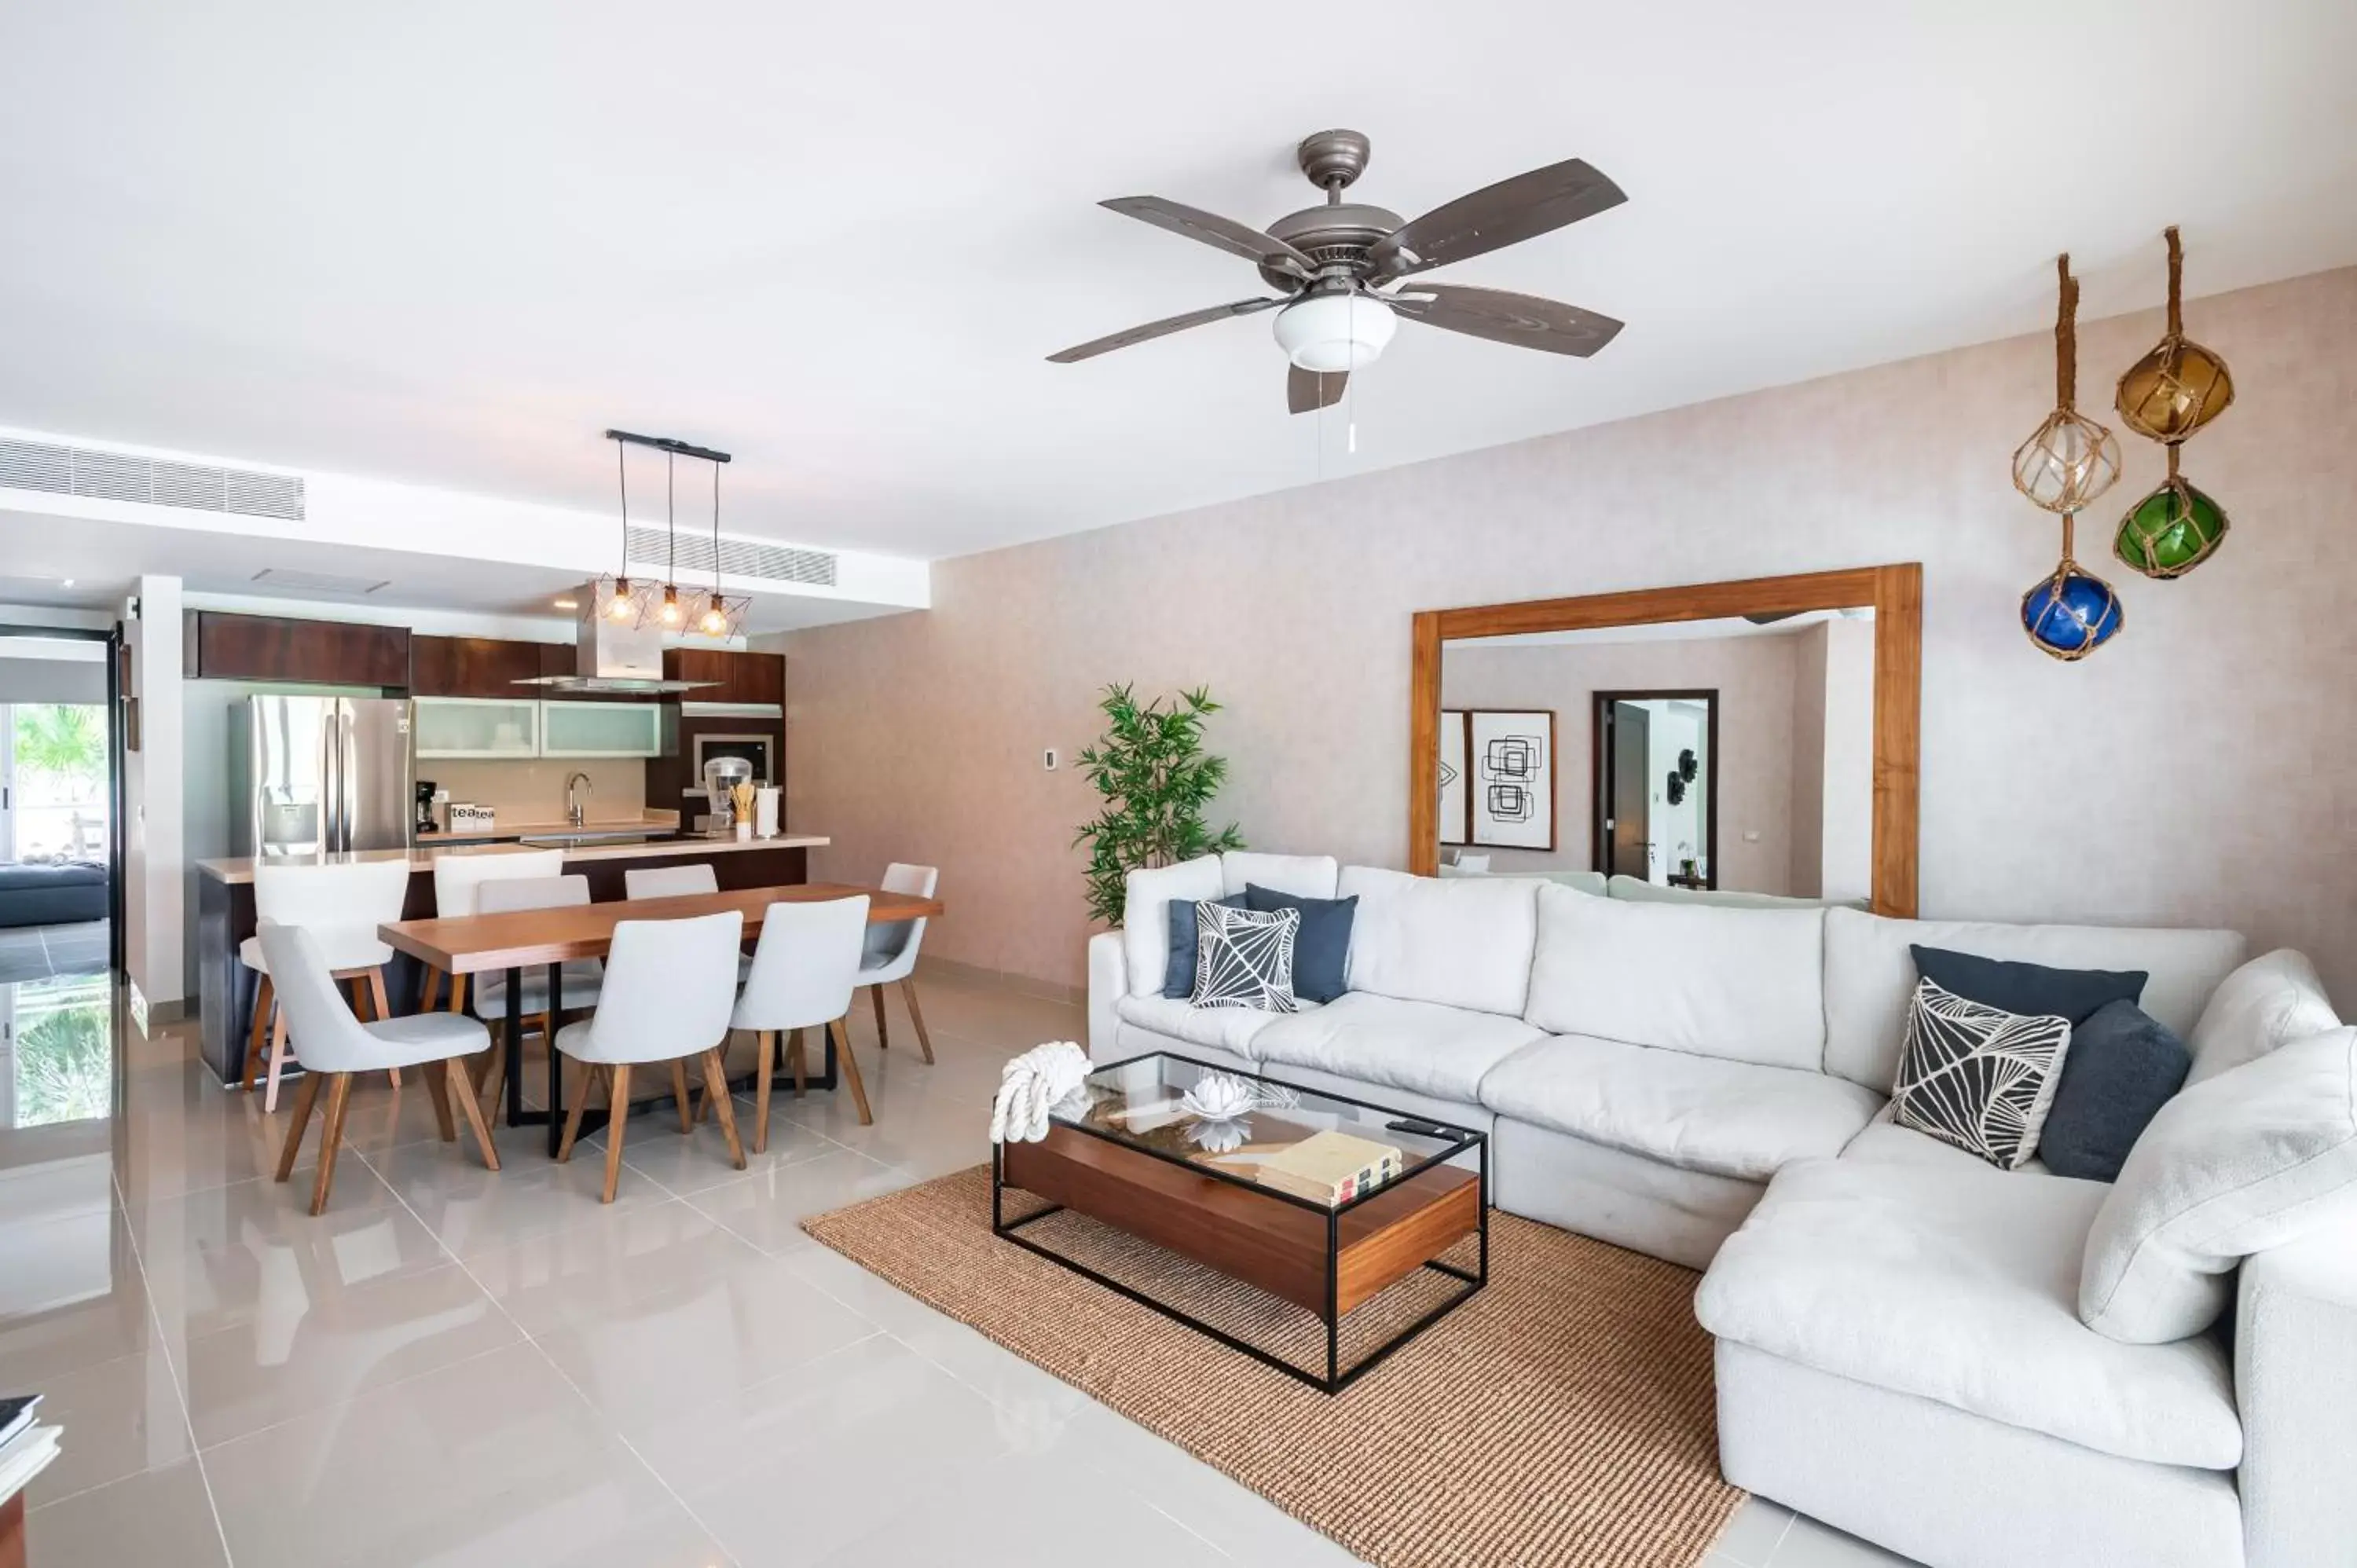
(786, 266, 2357, 1000)
(1440, 633, 1805, 889)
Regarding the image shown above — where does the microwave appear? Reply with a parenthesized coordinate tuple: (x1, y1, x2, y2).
(690, 731, 776, 789)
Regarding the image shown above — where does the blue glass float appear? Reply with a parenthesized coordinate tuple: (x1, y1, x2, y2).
(2021, 559, 2124, 661)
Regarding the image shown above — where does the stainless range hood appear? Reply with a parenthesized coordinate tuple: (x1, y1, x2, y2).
(514, 592, 719, 694)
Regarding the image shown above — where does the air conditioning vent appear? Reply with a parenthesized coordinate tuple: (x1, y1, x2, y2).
(625, 524, 835, 588)
(0, 437, 306, 522)
(250, 568, 390, 596)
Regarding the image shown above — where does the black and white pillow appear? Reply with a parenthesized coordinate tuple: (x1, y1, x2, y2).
(1189, 902, 1300, 1013)
(1890, 978, 2073, 1170)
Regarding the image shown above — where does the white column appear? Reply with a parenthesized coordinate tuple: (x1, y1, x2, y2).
(123, 575, 185, 1027)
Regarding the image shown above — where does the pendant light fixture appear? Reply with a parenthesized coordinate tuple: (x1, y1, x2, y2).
(657, 451, 685, 627)
(596, 438, 649, 625)
(595, 429, 739, 632)
(697, 457, 750, 638)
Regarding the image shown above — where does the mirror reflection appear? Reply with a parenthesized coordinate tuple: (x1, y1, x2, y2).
(1437, 608, 1875, 904)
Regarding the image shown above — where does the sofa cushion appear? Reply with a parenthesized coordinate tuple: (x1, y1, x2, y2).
(2039, 1000, 2191, 1183)
(1189, 903, 1299, 1014)
(1113, 993, 1292, 1057)
(1910, 945, 2146, 1026)
(1336, 866, 1537, 1017)
(1841, 1116, 2053, 1176)
(1220, 851, 1339, 900)
(1524, 884, 1827, 1071)
(1822, 908, 2245, 1093)
(2186, 948, 2340, 1089)
(1440, 865, 1608, 896)
(1696, 1154, 2242, 1470)
(1122, 856, 1222, 999)
(1479, 1035, 1883, 1182)
(1242, 885, 1356, 1004)
(1607, 874, 1862, 911)
(2081, 1027, 2357, 1343)
(1250, 991, 1543, 1105)
(1161, 892, 1247, 998)
(1887, 979, 2073, 1171)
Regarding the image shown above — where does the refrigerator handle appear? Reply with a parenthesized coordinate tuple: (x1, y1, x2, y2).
(337, 705, 359, 854)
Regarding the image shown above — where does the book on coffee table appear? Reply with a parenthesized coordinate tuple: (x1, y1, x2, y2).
(1252, 1130, 1404, 1206)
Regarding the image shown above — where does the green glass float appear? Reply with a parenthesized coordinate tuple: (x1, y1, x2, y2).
(2115, 460, 2229, 580)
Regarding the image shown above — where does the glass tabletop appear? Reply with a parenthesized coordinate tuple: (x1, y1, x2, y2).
(1061, 1053, 1481, 1211)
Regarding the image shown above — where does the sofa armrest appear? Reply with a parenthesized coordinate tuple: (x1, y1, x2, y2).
(1087, 930, 1127, 1064)
(2235, 1222, 2357, 1568)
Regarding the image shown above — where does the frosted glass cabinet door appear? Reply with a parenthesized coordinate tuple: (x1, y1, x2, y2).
(539, 701, 662, 758)
(412, 698, 541, 759)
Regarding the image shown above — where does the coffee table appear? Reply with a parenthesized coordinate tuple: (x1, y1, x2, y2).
(993, 1051, 1487, 1393)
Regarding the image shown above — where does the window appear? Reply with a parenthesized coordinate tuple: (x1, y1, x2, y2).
(3, 704, 109, 863)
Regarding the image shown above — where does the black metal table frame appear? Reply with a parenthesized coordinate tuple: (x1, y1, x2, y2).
(992, 1052, 1489, 1395)
(485, 961, 841, 1156)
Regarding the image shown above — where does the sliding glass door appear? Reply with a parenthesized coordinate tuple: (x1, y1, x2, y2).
(1, 704, 110, 863)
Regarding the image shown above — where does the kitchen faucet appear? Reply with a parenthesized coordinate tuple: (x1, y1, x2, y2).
(566, 771, 592, 828)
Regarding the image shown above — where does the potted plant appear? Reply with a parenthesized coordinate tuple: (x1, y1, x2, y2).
(1073, 684, 1245, 927)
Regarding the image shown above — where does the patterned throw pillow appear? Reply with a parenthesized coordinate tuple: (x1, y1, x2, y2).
(1891, 978, 2073, 1170)
(1190, 902, 1300, 1013)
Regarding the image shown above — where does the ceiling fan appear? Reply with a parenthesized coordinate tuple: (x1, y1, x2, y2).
(1047, 129, 1627, 414)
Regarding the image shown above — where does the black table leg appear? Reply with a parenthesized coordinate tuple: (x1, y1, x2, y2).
(502, 965, 524, 1127)
(544, 962, 565, 1158)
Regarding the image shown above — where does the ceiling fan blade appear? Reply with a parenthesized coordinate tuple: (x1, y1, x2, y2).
(1367, 158, 1626, 280)
(1047, 297, 1288, 364)
(1101, 196, 1318, 280)
(1287, 365, 1347, 415)
(1392, 283, 1624, 357)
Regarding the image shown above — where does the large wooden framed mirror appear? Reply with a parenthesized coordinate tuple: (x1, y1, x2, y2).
(1410, 565, 1921, 915)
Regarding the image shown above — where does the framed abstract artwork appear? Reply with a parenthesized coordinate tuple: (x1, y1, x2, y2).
(1438, 709, 1470, 845)
(1468, 709, 1556, 851)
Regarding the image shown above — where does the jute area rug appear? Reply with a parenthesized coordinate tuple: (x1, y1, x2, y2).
(801, 1167, 1743, 1568)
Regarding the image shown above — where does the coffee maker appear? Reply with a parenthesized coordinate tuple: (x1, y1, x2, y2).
(415, 779, 440, 837)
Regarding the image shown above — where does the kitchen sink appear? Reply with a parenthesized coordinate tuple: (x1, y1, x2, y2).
(516, 830, 680, 847)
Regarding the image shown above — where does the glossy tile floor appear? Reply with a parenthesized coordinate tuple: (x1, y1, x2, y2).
(0, 965, 1917, 1568)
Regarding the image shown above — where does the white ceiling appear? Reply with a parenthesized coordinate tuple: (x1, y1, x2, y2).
(2, 1, 2352, 563)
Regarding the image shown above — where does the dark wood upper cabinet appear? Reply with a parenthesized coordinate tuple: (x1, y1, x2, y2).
(663, 647, 783, 705)
(409, 635, 551, 698)
(184, 611, 410, 687)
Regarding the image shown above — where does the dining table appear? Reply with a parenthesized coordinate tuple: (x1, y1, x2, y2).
(379, 881, 946, 1156)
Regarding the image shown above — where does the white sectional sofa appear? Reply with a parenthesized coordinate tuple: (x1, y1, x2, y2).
(1083, 850, 2355, 1568)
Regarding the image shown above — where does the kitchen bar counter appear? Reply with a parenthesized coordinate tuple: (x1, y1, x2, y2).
(421, 810, 684, 845)
(194, 832, 829, 885)
(193, 832, 830, 1085)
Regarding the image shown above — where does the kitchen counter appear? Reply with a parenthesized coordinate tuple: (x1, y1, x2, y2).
(426, 811, 684, 844)
(194, 833, 829, 885)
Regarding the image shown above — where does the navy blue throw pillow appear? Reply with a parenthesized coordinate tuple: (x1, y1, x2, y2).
(2038, 999, 2191, 1181)
(1908, 946, 2146, 1027)
(1244, 885, 1357, 1004)
(1164, 893, 1248, 998)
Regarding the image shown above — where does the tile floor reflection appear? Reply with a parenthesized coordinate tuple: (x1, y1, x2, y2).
(0, 965, 1916, 1568)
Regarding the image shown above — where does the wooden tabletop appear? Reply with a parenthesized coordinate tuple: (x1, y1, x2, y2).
(379, 881, 944, 973)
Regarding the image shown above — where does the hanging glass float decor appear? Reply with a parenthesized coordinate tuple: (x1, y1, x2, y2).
(2113, 227, 2234, 579)
(2022, 514, 2124, 661)
(2011, 255, 2121, 514)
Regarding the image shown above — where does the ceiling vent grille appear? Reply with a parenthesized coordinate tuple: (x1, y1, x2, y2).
(625, 524, 836, 588)
(0, 437, 306, 521)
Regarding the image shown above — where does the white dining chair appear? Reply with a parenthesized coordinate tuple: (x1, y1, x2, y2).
(469, 874, 607, 1119)
(554, 910, 747, 1203)
(423, 849, 566, 1015)
(240, 858, 416, 1111)
(622, 863, 718, 899)
(731, 896, 872, 1145)
(258, 920, 499, 1214)
(856, 863, 938, 1064)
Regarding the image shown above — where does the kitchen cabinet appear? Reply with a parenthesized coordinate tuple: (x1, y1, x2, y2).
(410, 635, 552, 698)
(413, 696, 542, 759)
(185, 610, 410, 687)
(541, 700, 663, 757)
(664, 647, 784, 706)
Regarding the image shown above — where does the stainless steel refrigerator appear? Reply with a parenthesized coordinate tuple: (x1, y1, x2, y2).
(229, 696, 413, 857)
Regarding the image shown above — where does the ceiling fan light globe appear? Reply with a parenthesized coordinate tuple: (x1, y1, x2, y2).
(1273, 294, 1395, 374)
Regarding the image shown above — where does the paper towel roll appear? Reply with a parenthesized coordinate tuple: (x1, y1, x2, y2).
(754, 786, 780, 838)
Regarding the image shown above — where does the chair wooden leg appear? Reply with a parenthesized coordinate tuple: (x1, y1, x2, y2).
(244, 974, 274, 1093)
(367, 968, 404, 1088)
(830, 1017, 872, 1126)
(263, 1006, 292, 1114)
(308, 1074, 354, 1215)
(274, 1068, 324, 1182)
(789, 1028, 807, 1097)
(555, 1063, 597, 1163)
(599, 1063, 632, 1203)
(900, 978, 936, 1064)
(445, 973, 467, 1014)
(753, 1031, 775, 1155)
(869, 984, 889, 1050)
(424, 1056, 456, 1142)
(347, 975, 370, 1019)
(421, 966, 442, 1013)
(669, 1059, 694, 1134)
(448, 1054, 500, 1171)
(475, 1043, 506, 1123)
(700, 1050, 746, 1170)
